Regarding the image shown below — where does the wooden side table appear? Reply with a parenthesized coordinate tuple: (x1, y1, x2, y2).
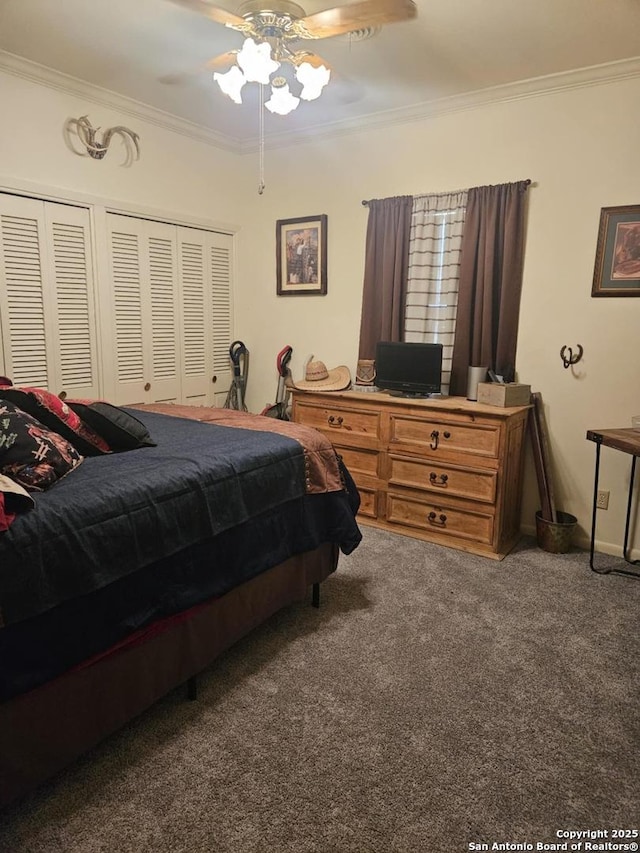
(586, 428, 640, 577)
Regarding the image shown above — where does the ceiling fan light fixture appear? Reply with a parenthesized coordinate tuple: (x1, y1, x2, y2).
(237, 37, 280, 84)
(265, 78, 300, 115)
(213, 65, 246, 103)
(295, 61, 331, 101)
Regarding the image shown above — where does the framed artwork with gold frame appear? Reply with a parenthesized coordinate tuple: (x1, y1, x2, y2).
(276, 214, 327, 296)
(592, 205, 640, 297)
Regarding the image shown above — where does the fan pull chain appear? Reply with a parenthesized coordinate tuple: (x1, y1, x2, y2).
(258, 83, 265, 195)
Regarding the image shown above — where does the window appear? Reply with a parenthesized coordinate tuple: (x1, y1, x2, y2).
(404, 190, 467, 394)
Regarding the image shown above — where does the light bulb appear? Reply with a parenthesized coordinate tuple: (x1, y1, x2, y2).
(265, 80, 300, 115)
(237, 38, 280, 84)
(296, 62, 331, 101)
(213, 65, 246, 104)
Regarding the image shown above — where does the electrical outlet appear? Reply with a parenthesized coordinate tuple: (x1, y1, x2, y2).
(596, 490, 610, 510)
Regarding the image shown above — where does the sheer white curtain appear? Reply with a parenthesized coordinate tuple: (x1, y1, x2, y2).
(404, 190, 468, 394)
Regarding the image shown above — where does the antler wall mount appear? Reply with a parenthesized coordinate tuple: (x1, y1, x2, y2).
(67, 116, 140, 164)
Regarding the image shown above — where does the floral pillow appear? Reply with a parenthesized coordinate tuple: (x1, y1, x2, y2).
(0, 400, 84, 491)
(0, 387, 110, 456)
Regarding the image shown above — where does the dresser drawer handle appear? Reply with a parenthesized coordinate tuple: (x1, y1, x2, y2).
(429, 472, 448, 486)
(327, 415, 344, 427)
(430, 430, 451, 450)
(428, 511, 447, 526)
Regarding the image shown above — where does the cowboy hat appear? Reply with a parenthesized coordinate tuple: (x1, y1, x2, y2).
(293, 358, 351, 392)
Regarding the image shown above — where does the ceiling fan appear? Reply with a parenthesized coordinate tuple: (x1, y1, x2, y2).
(168, 0, 418, 115)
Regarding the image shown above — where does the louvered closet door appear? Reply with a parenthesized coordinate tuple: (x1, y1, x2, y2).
(146, 221, 180, 403)
(0, 194, 99, 397)
(107, 214, 180, 405)
(209, 231, 233, 407)
(177, 226, 233, 406)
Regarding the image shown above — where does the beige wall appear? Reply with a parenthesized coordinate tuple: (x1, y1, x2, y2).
(1, 65, 639, 558)
(235, 77, 640, 556)
(0, 71, 243, 226)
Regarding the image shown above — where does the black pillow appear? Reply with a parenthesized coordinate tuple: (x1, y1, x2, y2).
(66, 400, 156, 452)
(0, 400, 84, 491)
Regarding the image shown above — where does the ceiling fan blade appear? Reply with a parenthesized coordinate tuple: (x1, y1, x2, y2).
(166, 0, 246, 28)
(204, 51, 240, 71)
(297, 0, 417, 38)
(289, 51, 332, 69)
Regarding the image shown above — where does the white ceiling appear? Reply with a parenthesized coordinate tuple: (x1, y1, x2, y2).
(1, 0, 639, 148)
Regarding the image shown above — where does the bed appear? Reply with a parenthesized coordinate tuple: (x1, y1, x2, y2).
(0, 402, 361, 807)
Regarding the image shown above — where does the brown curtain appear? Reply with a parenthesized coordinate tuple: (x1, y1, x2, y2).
(357, 196, 413, 359)
(449, 181, 530, 395)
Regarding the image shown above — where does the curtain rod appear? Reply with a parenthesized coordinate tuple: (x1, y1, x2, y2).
(361, 179, 533, 206)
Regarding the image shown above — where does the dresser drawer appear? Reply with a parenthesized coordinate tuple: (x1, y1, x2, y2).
(389, 415, 501, 460)
(357, 487, 378, 519)
(337, 446, 380, 479)
(388, 454, 497, 504)
(386, 492, 494, 545)
(294, 401, 381, 445)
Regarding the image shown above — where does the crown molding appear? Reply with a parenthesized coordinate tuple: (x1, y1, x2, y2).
(2, 48, 640, 155)
(253, 55, 640, 152)
(0, 50, 240, 152)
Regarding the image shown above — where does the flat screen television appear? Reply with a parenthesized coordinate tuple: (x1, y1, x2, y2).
(375, 341, 443, 397)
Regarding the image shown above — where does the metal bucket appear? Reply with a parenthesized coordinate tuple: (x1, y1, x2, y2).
(535, 510, 578, 554)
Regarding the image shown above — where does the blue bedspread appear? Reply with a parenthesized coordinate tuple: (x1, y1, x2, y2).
(0, 409, 361, 629)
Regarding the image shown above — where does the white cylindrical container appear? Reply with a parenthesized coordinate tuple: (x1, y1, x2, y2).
(466, 366, 488, 401)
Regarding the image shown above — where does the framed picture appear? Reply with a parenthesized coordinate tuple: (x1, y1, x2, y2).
(276, 214, 327, 296)
(592, 205, 640, 297)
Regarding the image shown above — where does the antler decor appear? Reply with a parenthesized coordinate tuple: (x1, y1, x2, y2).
(69, 115, 140, 162)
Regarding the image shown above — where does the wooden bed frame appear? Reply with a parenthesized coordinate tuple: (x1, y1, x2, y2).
(0, 542, 338, 808)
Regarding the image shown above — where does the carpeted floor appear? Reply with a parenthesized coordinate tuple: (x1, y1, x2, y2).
(1, 527, 639, 853)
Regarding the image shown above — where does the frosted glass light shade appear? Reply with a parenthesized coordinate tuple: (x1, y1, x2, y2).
(265, 82, 300, 115)
(237, 38, 280, 84)
(296, 62, 331, 101)
(213, 66, 246, 103)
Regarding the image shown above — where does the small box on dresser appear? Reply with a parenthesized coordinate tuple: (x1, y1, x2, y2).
(477, 382, 531, 408)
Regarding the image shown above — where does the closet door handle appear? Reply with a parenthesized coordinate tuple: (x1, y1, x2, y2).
(430, 430, 439, 450)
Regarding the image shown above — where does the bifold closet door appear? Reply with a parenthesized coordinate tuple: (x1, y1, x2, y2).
(177, 226, 232, 406)
(107, 213, 233, 407)
(107, 214, 180, 405)
(208, 231, 233, 407)
(0, 193, 100, 398)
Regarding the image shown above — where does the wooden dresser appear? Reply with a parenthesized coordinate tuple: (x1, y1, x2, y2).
(291, 389, 530, 560)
